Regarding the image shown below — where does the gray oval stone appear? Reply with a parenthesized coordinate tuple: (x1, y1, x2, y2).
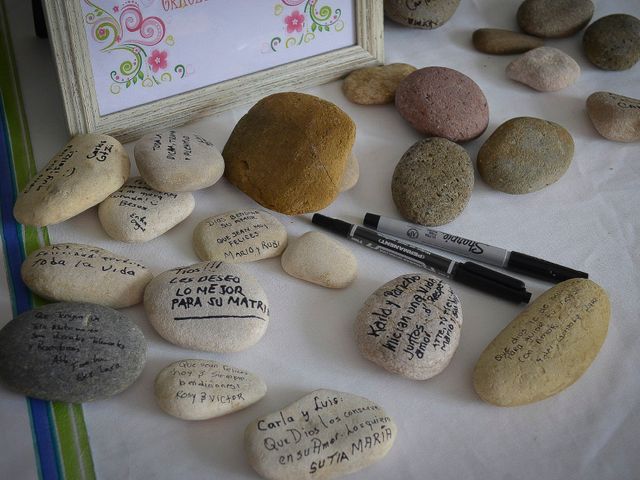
(143, 261, 270, 352)
(355, 274, 462, 380)
(586, 91, 640, 143)
(583, 14, 640, 71)
(506, 47, 580, 92)
(384, 0, 460, 29)
(21, 243, 153, 308)
(517, 0, 594, 38)
(391, 138, 474, 226)
(0, 302, 146, 403)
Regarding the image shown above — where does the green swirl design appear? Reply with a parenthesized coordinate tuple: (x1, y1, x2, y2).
(109, 46, 143, 84)
(271, 37, 282, 51)
(174, 64, 186, 78)
(307, 1, 341, 27)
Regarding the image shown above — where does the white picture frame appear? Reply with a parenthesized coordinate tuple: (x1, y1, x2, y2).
(43, 0, 384, 143)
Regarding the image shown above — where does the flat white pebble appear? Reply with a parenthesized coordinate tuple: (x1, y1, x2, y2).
(507, 47, 580, 91)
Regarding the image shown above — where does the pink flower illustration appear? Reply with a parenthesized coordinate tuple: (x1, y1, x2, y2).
(285, 10, 304, 33)
(113, 5, 119, 12)
(148, 49, 168, 73)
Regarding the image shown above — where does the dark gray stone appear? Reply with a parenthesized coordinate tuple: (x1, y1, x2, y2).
(517, 0, 594, 38)
(583, 14, 640, 71)
(384, 0, 460, 30)
(0, 302, 146, 403)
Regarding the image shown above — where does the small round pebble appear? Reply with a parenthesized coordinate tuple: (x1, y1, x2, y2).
(477, 117, 574, 194)
(517, 0, 594, 38)
(0, 302, 146, 403)
(391, 138, 474, 226)
(472, 28, 544, 54)
(395, 67, 489, 142)
(281, 231, 357, 288)
(154, 359, 266, 420)
(384, 0, 460, 29)
(507, 47, 580, 91)
(342, 63, 417, 104)
(340, 153, 360, 192)
(587, 91, 640, 142)
(583, 14, 640, 71)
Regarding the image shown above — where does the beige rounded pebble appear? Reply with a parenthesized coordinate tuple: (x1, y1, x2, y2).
(339, 153, 360, 192)
(21, 243, 152, 308)
(507, 47, 580, 91)
(193, 209, 287, 263)
(342, 63, 417, 105)
(14, 134, 129, 227)
(154, 359, 267, 420)
(245, 389, 396, 480)
(586, 91, 640, 142)
(473, 278, 610, 406)
(281, 232, 357, 288)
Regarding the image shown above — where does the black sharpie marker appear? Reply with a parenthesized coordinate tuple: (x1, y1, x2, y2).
(312, 214, 531, 304)
(363, 213, 588, 283)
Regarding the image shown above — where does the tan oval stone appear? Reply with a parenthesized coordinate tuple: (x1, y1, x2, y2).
(21, 243, 153, 308)
(14, 134, 129, 227)
(342, 63, 417, 105)
(586, 91, 640, 142)
(473, 278, 610, 407)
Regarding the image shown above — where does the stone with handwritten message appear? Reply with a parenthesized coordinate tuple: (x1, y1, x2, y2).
(21, 243, 153, 308)
(245, 389, 396, 480)
(473, 279, 610, 406)
(154, 359, 266, 420)
(193, 209, 287, 263)
(517, 0, 594, 38)
(223, 92, 356, 215)
(143, 261, 269, 352)
(339, 153, 359, 192)
(98, 177, 195, 242)
(13, 134, 129, 227)
(355, 274, 462, 380)
(0, 302, 146, 403)
(586, 91, 640, 142)
(281, 232, 357, 289)
(384, 0, 460, 29)
(506, 47, 580, 92)
(134, 129, 224, 192)
(342, 63, 417, 105)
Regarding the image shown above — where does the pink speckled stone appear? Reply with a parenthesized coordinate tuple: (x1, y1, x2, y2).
(395, 67, 489, 142)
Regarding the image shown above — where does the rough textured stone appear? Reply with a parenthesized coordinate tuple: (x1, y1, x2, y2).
(391, 138, 474, 226)
(477, 117, 574, 194)
(134, 129, 224, 192)
(245, 389, 396, 479)
(143, 262, 269, 352)
(586, 91, 640, 142)
(193, 209, 287, 263)
(507, 47, 580, 92)
(281, 232, 357, 288)
(223, 92, 356, 215)
(21, 243, 153, 308)
(395, 67, 489, 142)
(472, 28, 544, 54)
(14, 134, 129, 227)
(517, 0, 594, 38)
(473, 279, 610, 406)
(154, 359, 266, 420)
(0, 302, 146, 403)
(98, 177, 195, 242)
(340, 153, 360, 192)
(342, 63, 417, 104)
(384, 0, 460, 29)
(583, 14, 640, 71)
(355, 274, 462, 380)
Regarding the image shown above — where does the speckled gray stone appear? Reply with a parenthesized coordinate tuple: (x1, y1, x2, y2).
(477, 117, 574, 194)
(587, 91, 640, 142)
(0, 302, 146, 403)
(517, 0, 594, 38)
(583, 14, 640, 71)
(472, 28, 544, 54)
(384, 0, 460, 29)
(391, 138, 474, 226)
(507, 47, 580, 92)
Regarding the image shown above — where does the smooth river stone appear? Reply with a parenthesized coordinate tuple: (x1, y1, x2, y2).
(21, 243, 153, 308)
(281, 232, 357, 289)
(384, 0, 460, 29)
(193, 209, 287, 263)
(245, 389, 396, 480)
(355, 274, 462, 380)
(473, 279, 610, 406)
(583, 14, 640, 71)
(0, 302, 146, 403)
(395, 67, 489, 142)
(98, 177, 195, 242)
(154, 359, 266, 420)
(143, 261, 269, 352)
(507, 47, 580, 92)
(472, 28, 544, 54)
(14, 134, 129, 227)
(586, 91, 640, 142)
(339, 153, 359, 192)
(517, 0, 594, 38)
(391, 138, 474, 226)
(477, 117, 574, 194)
(134, 129, 224, 192)
(342, 64, 417, 105)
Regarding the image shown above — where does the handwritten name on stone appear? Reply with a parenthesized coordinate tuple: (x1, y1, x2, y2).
(245, 389, 396, 479)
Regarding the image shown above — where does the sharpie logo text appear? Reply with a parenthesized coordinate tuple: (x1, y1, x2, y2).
(441, 234, 484, 255)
